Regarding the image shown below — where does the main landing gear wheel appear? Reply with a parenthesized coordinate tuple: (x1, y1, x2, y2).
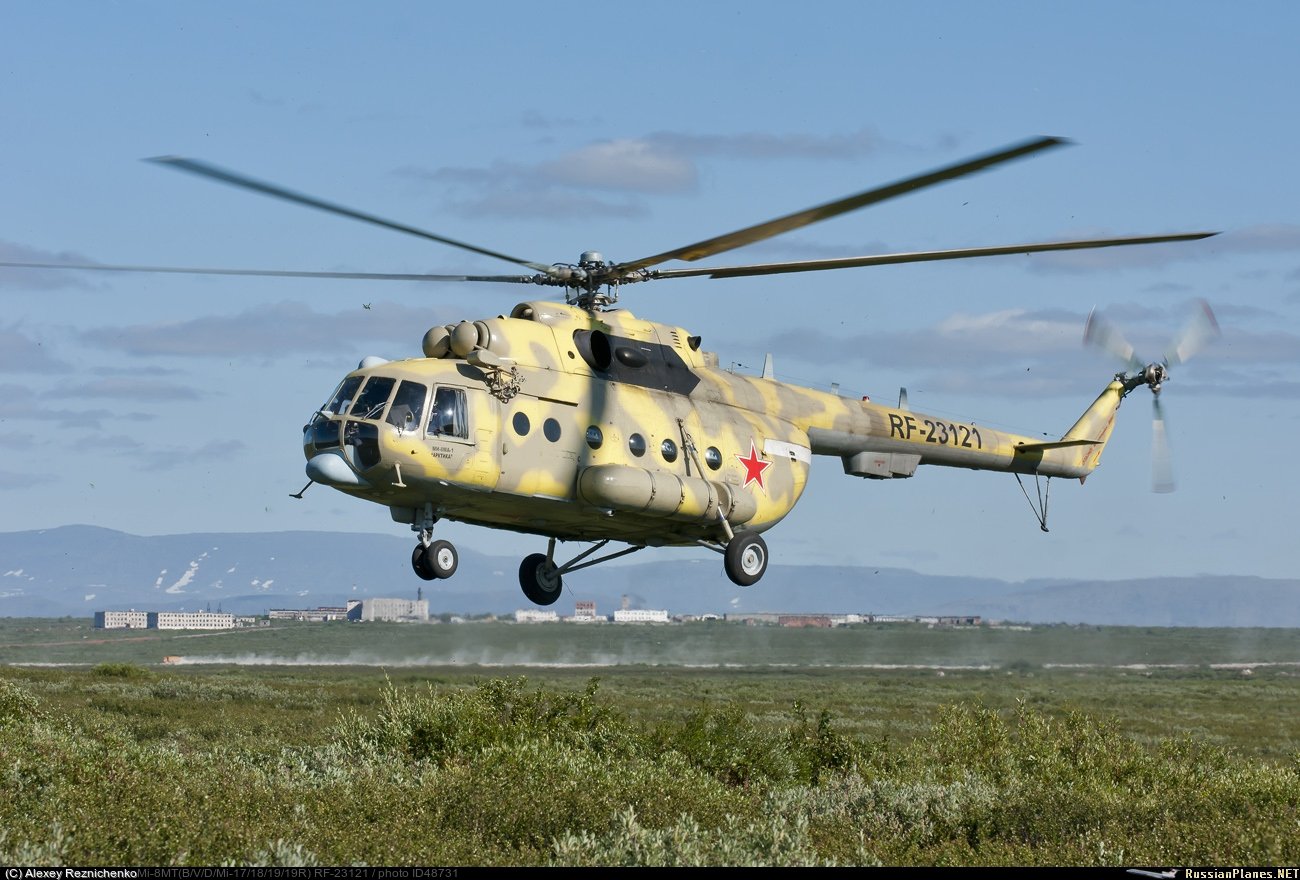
(519, 552, 563, 606)
(412, 544, 435, 580)
(412, 540, 458, 580)
(724, 532, 768, 587)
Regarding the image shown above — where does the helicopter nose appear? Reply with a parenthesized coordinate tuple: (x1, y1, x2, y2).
(306, 452, 369, 488)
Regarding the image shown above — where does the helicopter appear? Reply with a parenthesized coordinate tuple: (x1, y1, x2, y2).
(1, 136, 1219, 605)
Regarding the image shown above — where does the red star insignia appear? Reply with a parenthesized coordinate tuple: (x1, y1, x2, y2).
(736, 440, 772, 492)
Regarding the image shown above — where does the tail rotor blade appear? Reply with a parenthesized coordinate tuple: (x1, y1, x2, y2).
(1151, 394, 1174, 493)
(1084, 306, 1144, 372)
(1164, 298, 1221, 366)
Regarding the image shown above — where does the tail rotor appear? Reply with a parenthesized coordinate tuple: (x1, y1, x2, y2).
(1083, 299, 1220, 492)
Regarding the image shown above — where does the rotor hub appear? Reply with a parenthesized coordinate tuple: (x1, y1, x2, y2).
(1144, 362, 1168, 393)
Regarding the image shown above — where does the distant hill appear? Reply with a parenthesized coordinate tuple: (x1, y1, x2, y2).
(0, 525, 1297, 626)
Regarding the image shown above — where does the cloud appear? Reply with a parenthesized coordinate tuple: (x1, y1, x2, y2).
(0, 241, 99, 290)
(0, 323, 72, 372)
(94, 436, 249, 472)
(449, 190, 649, 220)
(749, 302, 1300, 401)
(0, 470, 54, 490)
(644, 127, 887, 161)
(770, 307, 1086, 372)
(1202, 328, 1300, 366)
(48, 376, 202, 401)
(0, 383, 114, 428)
(81, 300, 461, 358)
(395, 126, 893, 219)
(1213, 224, 1300, 253)
(1185, 377, 1300, 399)
(537, 140, 697, 193)
(0, 432, 35, 450)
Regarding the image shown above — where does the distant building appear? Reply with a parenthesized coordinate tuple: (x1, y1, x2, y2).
(147, 611, 236, 630)
(779, 615, 832, 628)
(94, 610, 149, 629)
(515, 609, 559, 623)
(347, 598, 428, 622)
(724, 613, 782, 625)
(612, 608, 669, 623)
(572, 601, 598, 622)
(937, 616, 982, 626)
(613, 608, 669, 623)
(269, 605, 349, 622)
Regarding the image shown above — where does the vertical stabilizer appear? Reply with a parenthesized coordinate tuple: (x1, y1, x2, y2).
(1061, 379, 1127, 475)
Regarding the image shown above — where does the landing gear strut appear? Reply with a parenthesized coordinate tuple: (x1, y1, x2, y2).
(410, 505, 457, 581)
(517, 538, 644, 605)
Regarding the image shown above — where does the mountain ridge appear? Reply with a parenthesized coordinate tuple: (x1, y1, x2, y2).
(1, 525, 1296, 626)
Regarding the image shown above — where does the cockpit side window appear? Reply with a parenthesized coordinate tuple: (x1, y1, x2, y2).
(386, 380, 429, 433)
(324, 376, 363, 416)
(429, 386, 468, 439)
(349, 376, 396, 421)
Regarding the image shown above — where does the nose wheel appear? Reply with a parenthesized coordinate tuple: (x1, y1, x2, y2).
(412, 539, 458, 580)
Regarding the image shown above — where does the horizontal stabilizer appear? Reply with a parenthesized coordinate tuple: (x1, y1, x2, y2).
(1015, 439, 1101, 453)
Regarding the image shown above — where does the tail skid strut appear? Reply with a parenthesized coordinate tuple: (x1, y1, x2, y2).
(1015, 472, 1052, 532)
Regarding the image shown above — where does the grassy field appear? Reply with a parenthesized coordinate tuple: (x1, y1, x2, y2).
(2, 618, 1298, 865)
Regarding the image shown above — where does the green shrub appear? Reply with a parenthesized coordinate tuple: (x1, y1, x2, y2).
(1, 670, 1297, 866)
(0, 677, 43, 727)
(334, 676, 635, 764)
(91, 663, 153, 680)
(651, 701, 798, 786)
(550, 806, 859, 867)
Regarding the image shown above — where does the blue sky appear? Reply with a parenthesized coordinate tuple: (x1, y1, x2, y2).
(2, 1, 1298, 584)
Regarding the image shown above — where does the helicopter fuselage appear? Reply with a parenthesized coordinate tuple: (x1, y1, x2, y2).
(302, 300, 1126, 551)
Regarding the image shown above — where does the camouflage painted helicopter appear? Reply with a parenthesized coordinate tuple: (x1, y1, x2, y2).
(2, 136, 1219, 605)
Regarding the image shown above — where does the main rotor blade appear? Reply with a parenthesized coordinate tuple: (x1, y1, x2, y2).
(643, 232, 1217, 281)
(617, 135, 1071, 273)
(1084, 307, 1145, 373)
(0, 260, 535, 284)
(1152, 394, 1174, 493)
(1163, 298, 1221, 366)
(148, 156, 556, 275)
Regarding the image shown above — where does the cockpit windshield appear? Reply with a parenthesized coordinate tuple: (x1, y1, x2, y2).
(323, 376, 363, 416)
(348, 376, 396, 421)
(386, 380, 428, 432)
(314, 376, 467, 447)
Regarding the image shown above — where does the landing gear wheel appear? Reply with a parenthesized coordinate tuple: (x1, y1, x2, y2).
(411, 544, 436, 581)
(724, 532, 768, 587)
(428, 540, 458, 579)
(413, 540, 458, 580)
(519, 552, 563, 606)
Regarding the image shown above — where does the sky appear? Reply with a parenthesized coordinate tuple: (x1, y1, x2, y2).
(2, 1, 1299, 585)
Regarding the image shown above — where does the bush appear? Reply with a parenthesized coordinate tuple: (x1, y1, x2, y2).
(1, 673, 1296, 866)
(91, 663, 153, 680)
(550, 806, 858, 867)
(0, 677, 43, 727)
(334, 676, 635, 764)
